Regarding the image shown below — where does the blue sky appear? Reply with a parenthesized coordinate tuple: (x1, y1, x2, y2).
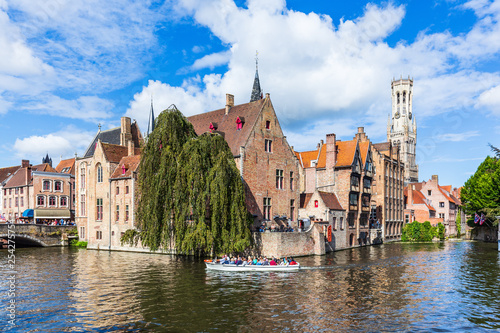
(1, 0, 499, 188)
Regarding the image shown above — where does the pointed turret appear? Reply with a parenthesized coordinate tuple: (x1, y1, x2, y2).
(250, 51, 263, 102)
(147, 96, 155, 136)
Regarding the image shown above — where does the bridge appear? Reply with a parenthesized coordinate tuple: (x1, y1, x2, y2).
(0, 224, 77, 247)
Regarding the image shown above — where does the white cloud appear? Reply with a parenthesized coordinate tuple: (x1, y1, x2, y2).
(476, 85, 500, 115)
(13, 125, 94, 161)
(190, 50, 232, 70)
(437, 131, 480, 142)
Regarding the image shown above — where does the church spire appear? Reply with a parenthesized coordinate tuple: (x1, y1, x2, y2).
(250, 51, 263, 102)
(147, 95, 155, 136)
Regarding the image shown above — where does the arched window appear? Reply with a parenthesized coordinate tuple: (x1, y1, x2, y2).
(397, 92, 400, 104)
(80, 166, 86, 189)
(403, 91, 406, 103)
(96, 163, 103, 183)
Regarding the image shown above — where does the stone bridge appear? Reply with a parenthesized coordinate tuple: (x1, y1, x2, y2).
(0, 224, 77, 247)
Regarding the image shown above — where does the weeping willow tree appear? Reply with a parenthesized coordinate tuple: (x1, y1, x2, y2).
(126, 105, 252, 255)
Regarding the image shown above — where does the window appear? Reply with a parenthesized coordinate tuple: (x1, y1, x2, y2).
(116, 186, 120, 195)
(333, 217, 337, 230)
(428, 190, 432, 196)
(263, 197, 271, 220)
(20, 187, 23, 194)
(349, 193, 359, 206)
(15, 197, 18, 207)
(265, 139, 272, 152)
(20, 197, 24, 207)
(290, 172, 294, 191)
(55, 181, 62, 191)
(236, 116, 244, 130)
(60, 196, 67, 207)
(80, 227, 85, 239)
(290, 200, 294, 221)
(37, 196, 45, 206)
(43, 180, 51, 191)
(439, 202, 445, 208)
(15, 188, 18, 194)
(362, 195, 370, 207)
(96, 231, 102, 240)
(96, 198, 103, 221)
(116, 205, 120, 221)
(405, 214, 409, 223)
(125, 186, 129, 194)
(9, 198, 11, 208)
(340, 217, 344, 230)
(49, 196, 56, 207)
(80, 195, 86, 216)
(3, 199, 6, 209)
(9, 189, 12, 195)
(97, 164, 103, 183)
(80, 168, 86, 189)
(265, 120, 270, 129)
(363, 178, 371, 189)
(439, 213, 445, 219)
(125, 205, 129, 222)
(276, 169, 283, 189)
(348, 212, 355, 227)
(351, 176, 359, 188)
(314, 200, 319, 208)
(122, 165, 126, 175)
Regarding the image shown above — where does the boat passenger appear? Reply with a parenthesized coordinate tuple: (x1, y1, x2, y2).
(253, 257, 258, 265)
(263, 258, 269, 266)
(269, 258, 277, 266)
(289, 258, 297, 265)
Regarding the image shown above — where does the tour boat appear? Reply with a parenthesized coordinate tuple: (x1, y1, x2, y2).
(205, 261, 300, 272)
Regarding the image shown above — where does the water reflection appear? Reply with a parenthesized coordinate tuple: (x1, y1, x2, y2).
(0, 241, 499, 332)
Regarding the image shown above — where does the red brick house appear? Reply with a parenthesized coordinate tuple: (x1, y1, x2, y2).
(187, 93, 300, 229)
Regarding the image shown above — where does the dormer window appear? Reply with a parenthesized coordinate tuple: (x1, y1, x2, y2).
(122, 165, 126, 175)
(236, 116, 245, 130)
(209, 122, 218, 132)
(265, 120, 270, 130)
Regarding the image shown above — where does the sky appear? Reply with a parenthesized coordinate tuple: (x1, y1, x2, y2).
(0, 0, 499, 187)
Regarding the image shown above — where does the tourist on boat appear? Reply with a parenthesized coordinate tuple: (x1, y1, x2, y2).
(269, 258, 277, 266)
(289, 258, 297, 265)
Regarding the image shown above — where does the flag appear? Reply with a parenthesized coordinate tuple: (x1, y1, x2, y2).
(474, 213, 480, 224)
(480, 213, 485, 225)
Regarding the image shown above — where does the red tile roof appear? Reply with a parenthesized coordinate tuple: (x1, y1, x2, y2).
(336, 140, 357, 167)
(295, 150, 320, 168)
(412, 189, 436, 211)
(0, 165, 21, 184)
(187, 99, 266, 156)
(300, 193, 313, 209)
(101, 143, 140, 164)
(55, 158, 75, 175)
(318, 191, 344, 210)
(110, 155, 141, 179)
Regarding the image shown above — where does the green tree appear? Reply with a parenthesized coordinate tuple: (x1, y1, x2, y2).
(461, 155, 500, 227)
(437, 223, 445, 240)
(128, 105, 252, 255)
(401, 221, 440, 242)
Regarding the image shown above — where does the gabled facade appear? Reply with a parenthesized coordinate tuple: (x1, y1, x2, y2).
(187, 93, 300, 229)
(75, 117, 142, 248)
(405, 175, 462, 236)
(0, 165, 21, 221)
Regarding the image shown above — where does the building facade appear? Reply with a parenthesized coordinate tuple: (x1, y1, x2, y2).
(0, 165, 21, 221)
(387, 77, 418, 184)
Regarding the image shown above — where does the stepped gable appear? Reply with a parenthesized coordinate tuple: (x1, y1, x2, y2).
(187, 99, 266, 157)
(55, 158, 75, 175)
(335, 140, 357, 167)
(359, 141, 370, 165)
(0, 165, 21, 184)
(110, 155, 141, 179)
(318, 191, 344, 211)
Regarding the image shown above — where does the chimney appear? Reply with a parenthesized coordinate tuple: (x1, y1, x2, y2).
(326, 133, 337, 169)
(128, 139, 134, 156)
(358, 126, 364, 134)
(120, 117, 132, 146)
(225, 94, 234, 115)
(21, 160, 30, 168)
(355, 127, 368, 141)
(408, 185, 414, 205)
(431, 175, 438, 184)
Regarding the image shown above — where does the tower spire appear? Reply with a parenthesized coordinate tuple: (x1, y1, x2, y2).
(147, 95, 155, 136)
(250, 50, 263, 102)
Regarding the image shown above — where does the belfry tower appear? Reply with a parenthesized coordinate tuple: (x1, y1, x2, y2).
(387, 76, 418, 184)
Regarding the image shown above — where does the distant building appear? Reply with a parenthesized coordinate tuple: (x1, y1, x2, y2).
(387, 77, 418, 184)
(0, 165, 21, 221)
(405, 175, 462, 236)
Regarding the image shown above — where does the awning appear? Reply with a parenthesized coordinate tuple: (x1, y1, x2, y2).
(22, 209, 34, 218)
(34, 209, 71, 219)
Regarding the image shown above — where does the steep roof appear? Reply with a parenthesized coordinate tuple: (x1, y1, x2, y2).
(187, 99, 266, 157)
(0, 165, 21, 184)
(295, 149, 320, 168)
(4, 163, 57, 188)
(318, 191, 344, 210)
(359, 141, 370, 166)
(373, 142, 390, 152)
(336, 140, 358, 167)
(438, 185, 458, 204)
(412, 189, 435, 211)
(84, 122, 142, 158)
(101, 143, 140, 164)
(33, 163, 57, 173)
(55, 158, 75, 175)
(110, 155, 141, 179)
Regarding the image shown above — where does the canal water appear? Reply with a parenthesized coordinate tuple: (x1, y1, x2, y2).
(1, 241, 499, 332)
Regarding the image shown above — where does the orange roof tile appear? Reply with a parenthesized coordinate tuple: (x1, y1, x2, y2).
(55, 158, 75, 175)
(110, 155, 141, 179)
(295, 150, 320, 168)
(318, 191, 344, 210)
(412, 190, 435, 211)
(438, 186, 456, 204)
(316, 145, 326, 168)
(336, 140, 357, 167)
(101, 143, 140, 164)
(359, 141, 370, 166)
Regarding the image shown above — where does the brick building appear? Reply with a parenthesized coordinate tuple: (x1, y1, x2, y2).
(187, 93, 300, 229)
(295, 129, 374, 248)
(75, 117, 142, 248)
(405, 175, 462, 236)
(0, 165, 21, 221)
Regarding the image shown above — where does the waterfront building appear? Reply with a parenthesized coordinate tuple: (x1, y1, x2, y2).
(187, 92, 300, 229)
(0, 164, 21, 221)
(295, 128, 374, 248)
(75, 117, 142, 248)
(371, 141, 405, 241)
(404, 175, 462, 236)
(387, 77, 418, 184)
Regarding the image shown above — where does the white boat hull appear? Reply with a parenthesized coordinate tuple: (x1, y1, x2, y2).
(205, 262, 300, 272)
